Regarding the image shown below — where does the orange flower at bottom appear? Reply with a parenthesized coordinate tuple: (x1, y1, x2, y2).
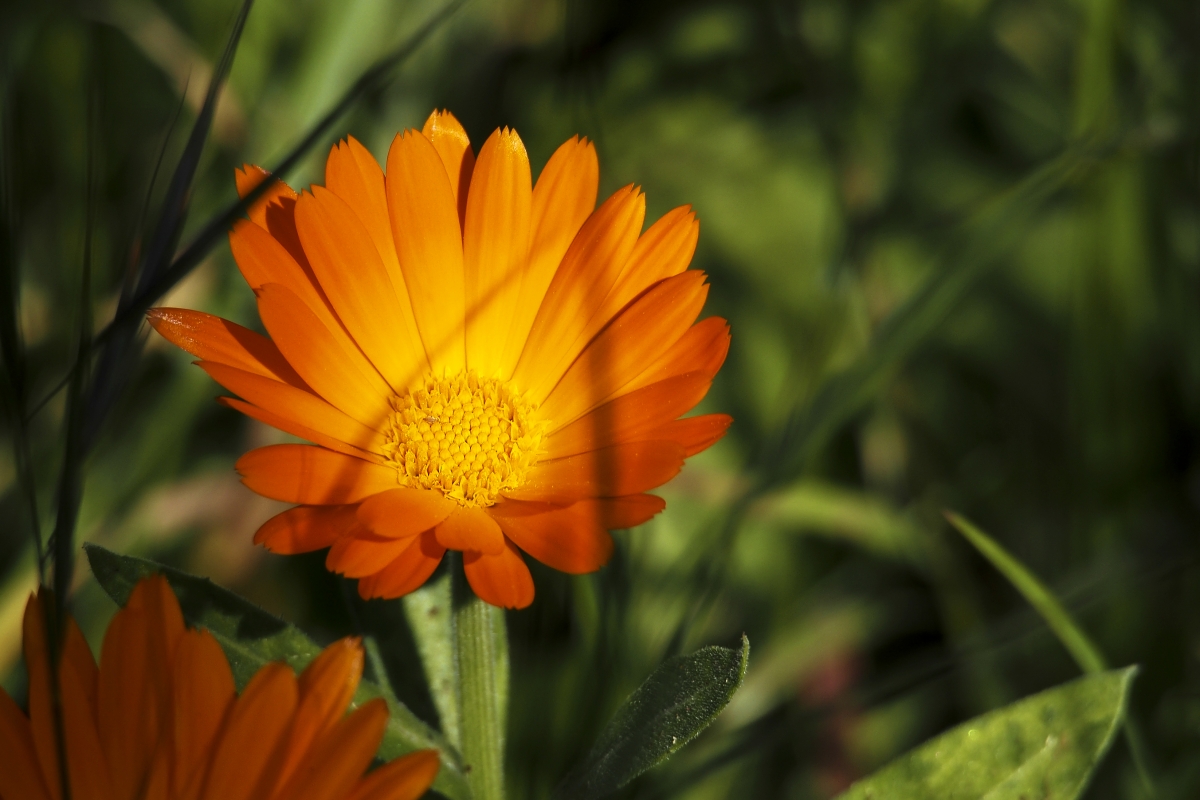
(0, 576, 438, 800)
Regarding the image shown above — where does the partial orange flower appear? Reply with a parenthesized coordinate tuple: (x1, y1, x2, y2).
(149, 109, 731, 609)
(0, 576, 439, 800)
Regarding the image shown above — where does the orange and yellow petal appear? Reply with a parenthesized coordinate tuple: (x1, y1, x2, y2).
(385, 129, 466, 373)
(421, 109, 475, 225)
(274, 638, 366, 794)
(255, 504, 361, 554)
(296, 186, 426, 391)
(172, 629, 236, 798)
(538, 270, 711, 425)
(348, 748, 441, 800)
(498, 135, 599, 378)
(356, 488, 456, 539)
(236, 445, 397, 505)
(508, 441, 686, 504)
(434, 506, 506, 555)
(327, 530, 421, 578)
(463, 538, 535, 609)
(488, 500, 614, 574)
(255, 282, 392, 428)
(148, 308, 307, 388)
(512, 185, 645, 401)
(357, 531, 446, 600)
(200, 662, 298, 800)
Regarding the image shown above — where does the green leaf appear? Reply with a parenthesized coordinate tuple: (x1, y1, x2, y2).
(836, 668, 1137, 800)
(83, 544, 472, 800)
(552, 635, 750, 800)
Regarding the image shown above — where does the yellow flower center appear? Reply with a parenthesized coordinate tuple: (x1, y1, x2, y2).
(382, 371, 545, 507)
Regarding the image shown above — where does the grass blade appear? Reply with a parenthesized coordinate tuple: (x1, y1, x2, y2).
(944, 510, 1156, 793)
(83, 0, 255, 450)
(944, 511, 1106, 673)
(96, 0, 468, 343)
(0, 74, 43, 582)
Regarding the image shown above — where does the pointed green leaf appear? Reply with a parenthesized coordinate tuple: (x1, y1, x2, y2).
(552, 636, 750, 800)
(83, 544, 472, 800)
(836, 668, 1137, 800)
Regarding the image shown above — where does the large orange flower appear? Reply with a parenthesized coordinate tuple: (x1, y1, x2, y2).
(0, 576, 439, 800)
(149, 110, 730, 609)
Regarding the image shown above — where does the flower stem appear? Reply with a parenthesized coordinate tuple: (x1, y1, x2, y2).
(455, 582, 508, 800)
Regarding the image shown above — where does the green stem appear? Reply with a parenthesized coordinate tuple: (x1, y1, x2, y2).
(455, 585, 508, 800)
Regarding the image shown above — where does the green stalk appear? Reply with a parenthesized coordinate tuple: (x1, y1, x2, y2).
(455, 578, 508, 800)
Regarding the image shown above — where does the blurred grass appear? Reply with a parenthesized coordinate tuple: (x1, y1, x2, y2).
(2, 0, 1200, 799)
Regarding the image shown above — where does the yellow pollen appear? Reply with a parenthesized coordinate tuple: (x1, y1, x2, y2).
(382, 371, 545, 507)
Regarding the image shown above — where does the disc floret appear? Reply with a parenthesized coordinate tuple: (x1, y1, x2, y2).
(383, 371, 545, 506)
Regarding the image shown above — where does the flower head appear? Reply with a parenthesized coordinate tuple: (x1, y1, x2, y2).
(149, 109, 731, 608)
(0, 576, 439, 800)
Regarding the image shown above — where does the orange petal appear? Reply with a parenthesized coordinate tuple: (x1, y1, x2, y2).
(347, 749, 441, 800)
(596, 493, 667, 527)
(357, 531, 446, 600)
(434, 506, 505, 555)
(608, 205, 699, 304)
(512, 185, 645, 401)
(59, 638, 112, 800)
(236, 445, 398, 504)
(356, 488, 456, 538)
(97, 599, 155, 800)
(173, 629, 236, 799)
(488, 501, 614, 574)
(201, 663, 298, 800)
(235, 164, 298, 228)
(325, 137, 427, 381)
(462, 127, 532, 376)
(531, 206, 699, 399)
(235, 165, 311, 276)
(463, 538, 534, 609)
(219, 398, 384, 467)
(61, 617, 98, 718)
(385, 129, 466, 373)
(256, 282, 392, 428)
(296, 187, 427, 391)
(498, 136, 599, 378)
(327, 529, 419, 578)
(650, 413, 732, 457)
(506, 441, 685, 504)
(254, 505, 359, 554)
(21, 592, 60, 800)
(0, 682, 51, 800)
(132, 576, 185, 727)
(422, 109, 475, 226)
(202, 362, 386, 451)
(228, 219, 339, 329)
(276, 699, 389, 800)
(148, 308, 306, 387)
(544, 372, 712, 457)
(622, 316, 730, 393)
(538, 272, 710, 425)
(273, 638, 364, 794)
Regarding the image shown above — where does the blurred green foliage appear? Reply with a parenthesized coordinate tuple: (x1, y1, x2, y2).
(2, 0, 1200, 798)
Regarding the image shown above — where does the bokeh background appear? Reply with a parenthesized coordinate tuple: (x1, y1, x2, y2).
(2, 0, 1200, 797)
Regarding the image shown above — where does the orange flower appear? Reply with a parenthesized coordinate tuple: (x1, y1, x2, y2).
(149, 109, 731, 608)
(0, 576, 439, 800)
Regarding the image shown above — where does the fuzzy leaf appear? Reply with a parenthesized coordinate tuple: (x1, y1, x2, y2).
(553, 636, 749, 800)
(836, 668, 1136, 800)
(84, 543, 472, 800)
